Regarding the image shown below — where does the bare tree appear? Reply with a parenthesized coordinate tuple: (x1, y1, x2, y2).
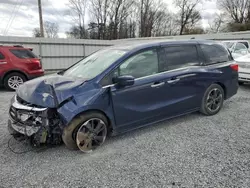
(44, 21, 59, 38)
(33, 21, 59, 38)
(33, 28, 42, 37)
(218, 0, 249, 23)
(89, 0, 110, 39)
(68, 0, 88, 38)
(175, 0, 201, 35)
(152, 12, 177, 36)
(138, 0, 169, 37)
(207, 13, 227, 33)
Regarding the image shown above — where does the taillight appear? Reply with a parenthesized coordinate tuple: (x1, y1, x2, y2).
(29, 59, 41, 70)
(230, 64, 238, 72)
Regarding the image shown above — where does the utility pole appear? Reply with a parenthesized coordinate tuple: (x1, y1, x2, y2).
(38, 0, 44, 37)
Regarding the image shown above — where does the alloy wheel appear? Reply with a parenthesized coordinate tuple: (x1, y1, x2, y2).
(8, 76, 24, 90)
(206, 88, 223, 112)
(76, 118, 107, 153)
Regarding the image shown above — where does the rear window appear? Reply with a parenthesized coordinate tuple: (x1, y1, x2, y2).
(200, 44, 232, 65)
(10, 49, 37, 59)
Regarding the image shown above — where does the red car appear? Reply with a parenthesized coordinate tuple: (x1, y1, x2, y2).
(0, 45, 44, 90)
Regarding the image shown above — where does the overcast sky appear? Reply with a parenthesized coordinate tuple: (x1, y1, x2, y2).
(0, 0, 218, 38)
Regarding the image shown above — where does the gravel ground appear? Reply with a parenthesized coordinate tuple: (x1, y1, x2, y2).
(0, 85, 250, 188)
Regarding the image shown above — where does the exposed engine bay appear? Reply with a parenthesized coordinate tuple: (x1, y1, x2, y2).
(8, 95, 62, 147)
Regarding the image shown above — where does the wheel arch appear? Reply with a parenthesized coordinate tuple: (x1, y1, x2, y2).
(214, 82, 227, 99)
(69, 109, 114, 134)
(2, 70, 28, 84)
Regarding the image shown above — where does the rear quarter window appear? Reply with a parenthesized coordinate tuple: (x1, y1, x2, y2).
(0, 52, 5, 59)
(200, 44, 232, 65)
(10, 49, 37, 59)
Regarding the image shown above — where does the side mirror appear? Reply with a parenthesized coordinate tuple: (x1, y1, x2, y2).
(113, 75, 135, 87)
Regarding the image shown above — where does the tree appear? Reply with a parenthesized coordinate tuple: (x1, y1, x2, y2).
(218, 0, 249, 23)
(44, 21, 59, 38)
(33, 28, 42, 37)
(108, 0, 135, 39)
(89, 0, 110, 39)
(68, 0, 88, 39)
(33, 21, 59, 38)
(175, 0, 201, 35)
(66, 25, 89, 39)
(208, 13, 226, 33)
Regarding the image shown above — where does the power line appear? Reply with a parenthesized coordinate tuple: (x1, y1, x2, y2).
(3, 0, 19, 35)
(4, 0, 24, 35)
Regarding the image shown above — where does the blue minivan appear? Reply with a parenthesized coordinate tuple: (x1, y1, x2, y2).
(8, 40, 238, 152)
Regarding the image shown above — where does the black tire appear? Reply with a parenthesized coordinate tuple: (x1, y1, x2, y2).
(200, 84, 224, 116)
(4, 72, 26, 91)
(62, 112, 109, 151)
(238, 81, 244, 85)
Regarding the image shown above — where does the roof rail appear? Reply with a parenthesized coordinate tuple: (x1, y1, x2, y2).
(13, 45, 23, 47)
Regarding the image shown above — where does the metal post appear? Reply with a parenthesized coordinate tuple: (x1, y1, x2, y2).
(38, 0, 44, 37)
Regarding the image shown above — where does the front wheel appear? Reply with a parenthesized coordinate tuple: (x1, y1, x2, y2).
(62, 112, 108, 153)
(200, 84, 224, 116)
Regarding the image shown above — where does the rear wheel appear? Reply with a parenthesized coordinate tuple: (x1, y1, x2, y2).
(4, 72, 26, 91)
(200, 84, 224, 116)
(62, 112, 109, 153)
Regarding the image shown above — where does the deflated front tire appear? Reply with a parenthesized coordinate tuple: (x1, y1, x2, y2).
(62, 112, 109, 152)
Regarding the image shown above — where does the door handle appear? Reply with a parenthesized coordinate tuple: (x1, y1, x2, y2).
(151, 82, 165, 88)
(167, 78, 180, 84)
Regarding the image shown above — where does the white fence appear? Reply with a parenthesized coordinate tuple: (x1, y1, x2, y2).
(0, 36, 114, 70)
(1, 31, 250, 70)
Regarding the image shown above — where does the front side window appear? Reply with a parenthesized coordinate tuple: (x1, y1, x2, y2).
(10, 49, 37, 59)
(200, 44, 231, 64)
(63, 49, 127, 80)
(117, 49, 159, 79)
(162, 45, 200, 71)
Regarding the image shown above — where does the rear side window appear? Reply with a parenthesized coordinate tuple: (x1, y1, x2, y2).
(0, 52, 5, 59)
(239, 42, 249, 48)
(161, 45, 200, 71)
(10, 49, 37, 59)
(200, 44, 232, 65)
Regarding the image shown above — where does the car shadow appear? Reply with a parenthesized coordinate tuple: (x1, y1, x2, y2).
(3, 112, 201, 155)
(0, 86, 14, 93)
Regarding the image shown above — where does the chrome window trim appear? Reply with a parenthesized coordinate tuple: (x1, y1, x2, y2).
(101, 62, 230, 89)
(102, 66, 200, 88)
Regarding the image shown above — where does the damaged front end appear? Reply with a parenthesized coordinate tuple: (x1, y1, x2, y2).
(8, 95, 62, 146)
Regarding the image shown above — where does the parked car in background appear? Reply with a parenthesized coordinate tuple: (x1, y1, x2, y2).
(0, 45, 44, 91)
(222, 40, 249, 59)
(223, 40, 250, 51)
(234, 54, 250, 84)
(8, 40, 238, 153)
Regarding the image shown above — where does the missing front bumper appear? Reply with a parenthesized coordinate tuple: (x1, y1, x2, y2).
(8, 119, 40, 137)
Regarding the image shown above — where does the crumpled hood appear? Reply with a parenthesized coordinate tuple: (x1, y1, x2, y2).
(17, 74, 87, 108)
